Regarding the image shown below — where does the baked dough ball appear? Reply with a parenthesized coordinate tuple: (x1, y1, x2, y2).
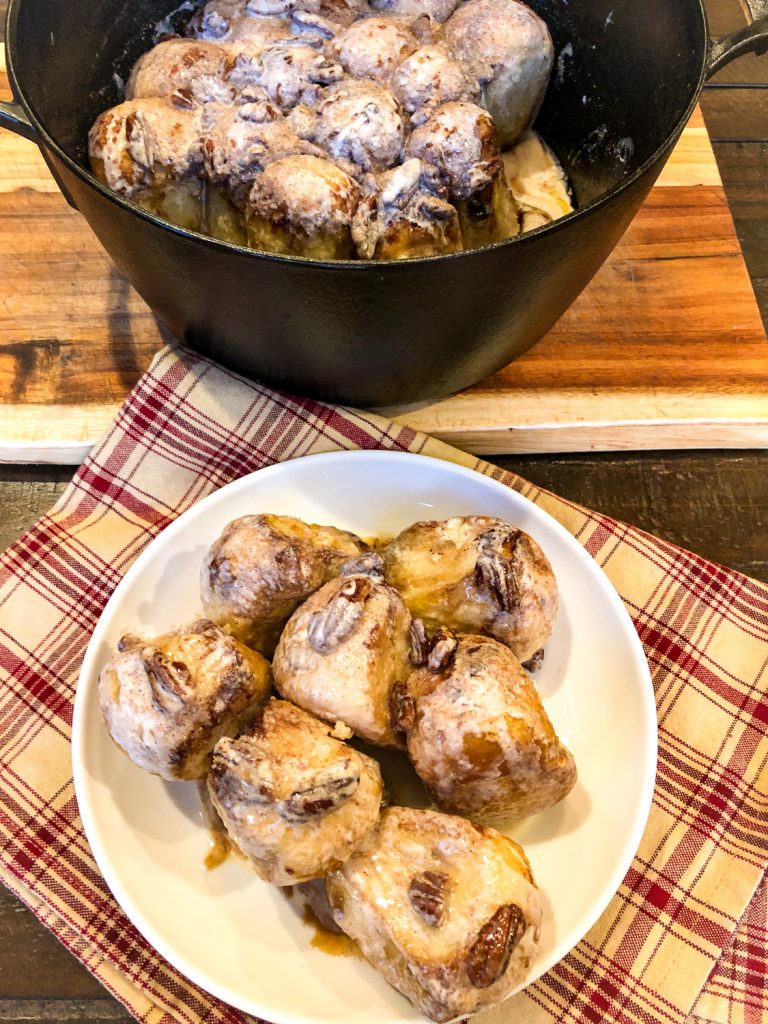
(369, 0, 462, 26)
(207, 699, 383, 884)
(98, 619, 272, 780)
(330, 17, 418, 81)
(126, 38, 235, 106)
(88, 98, 204, 230)
(190, 0, 293, 47)
(200, 513, 368, 654)
(443, 0, 554, 146)
(382, 515, 557, 664)
(326, 806, 542, 1022)
(273, 572, 412, 746)
(312, 79, 406, 172)
(405, 101, 519, 248)
(391, 45, 478, 123)
(246, 153, 361, 257)
(394, 630, 576, 823)
(352, 158, 461, 260)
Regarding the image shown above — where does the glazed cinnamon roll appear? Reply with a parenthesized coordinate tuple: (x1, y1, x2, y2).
(443, 0, 554, 146)
(200, 513, 368, 654)
(311, 78, 406, 172)
(326, 806, 542, 1022)
(245, 153, 361, 257)
(126, 38, 235, 107)
(394, 629, 577, 824)
(382, 515, 558, 664)
(208, 698, 383, 884)
(98, 619, 272, 780)
(330, 16, 418, 81)
(391, 44, 479, 124)
(89, 98, 205, 231)
(368, 0, 462, 26)
(273, 571, 413, 746)
(406, 101, 520, 248)
(246, 43, 345, 110)
(190, 0, 294, 46)
(201, 103, 322, 243)
(352, 158, 461, 259)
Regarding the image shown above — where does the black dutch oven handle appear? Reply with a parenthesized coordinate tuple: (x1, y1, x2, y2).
(708, 0, 768, 75)
(0, 95, 36, 142)
(0, 83, 79, 206)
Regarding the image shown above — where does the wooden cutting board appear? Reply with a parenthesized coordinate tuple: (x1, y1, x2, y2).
(1, 57, 767, 461)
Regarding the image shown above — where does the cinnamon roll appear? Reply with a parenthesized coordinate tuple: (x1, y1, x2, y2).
(330, 16, 418, 81)
(245, 153, 361, 257)
(391, 44, 479, 124)
(326, 806, 542, 1022)
(352, 158, 461, 259)
(394, 630, 577, 824)
(126, 38, 235, 106)
(311, 78, 406, 172)
(200, 513, 368, 654)
(443, 0, 554, 147)
(89, 98, 205, 231)
(406, 101, 520, 248)
(381, 515, 558, 664)
(207, 698, 383, 884)
(201, 103, 322, 243)
(273, 570, 412, 746)
(98, 619, 272, 780)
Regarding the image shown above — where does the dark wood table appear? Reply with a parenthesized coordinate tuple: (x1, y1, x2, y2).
(1, 0, 767, 1020)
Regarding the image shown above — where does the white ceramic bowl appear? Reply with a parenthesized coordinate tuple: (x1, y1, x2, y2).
(72, 450, 657, 1024)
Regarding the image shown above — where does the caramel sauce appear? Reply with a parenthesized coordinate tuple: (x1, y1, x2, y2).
(197, 780, 233, 870)
(204, 829, 231, 870)
(302, 905, 363, 960)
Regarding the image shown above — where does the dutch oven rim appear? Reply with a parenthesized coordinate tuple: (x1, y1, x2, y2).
(3, 0, 710, 270)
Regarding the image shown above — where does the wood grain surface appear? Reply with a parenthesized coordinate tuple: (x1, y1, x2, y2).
(1, 0, 767, 1021)
(1, 66, 767, 458)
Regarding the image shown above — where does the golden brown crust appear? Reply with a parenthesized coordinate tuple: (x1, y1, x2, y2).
(382, 515, 558, 662)
(400, 632, 577, 824)
(207, 698, 383, 883)
(326, 806, 542, 1021)
(88, 98, 204, 197)
(98, 619, 272, 780)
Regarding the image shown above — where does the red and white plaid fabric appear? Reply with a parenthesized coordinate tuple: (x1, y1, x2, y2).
(1, 345, 766, 1024)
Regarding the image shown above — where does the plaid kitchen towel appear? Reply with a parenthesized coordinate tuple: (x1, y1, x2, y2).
(0, 344, 766, 1024)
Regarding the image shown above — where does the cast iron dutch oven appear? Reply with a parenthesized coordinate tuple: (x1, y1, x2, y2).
(2, 0, 768, 405)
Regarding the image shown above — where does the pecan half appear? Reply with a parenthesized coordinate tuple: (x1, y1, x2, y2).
(307, 577, 372, 653)
(117, 633, 142, 652)
(409, 618, 429, 665)
(389, 680, 416, 738)
(280, 763, 360, 822)
(522, 648, 545, 672)
(171, 86, 196, 109)
(143, 650, 192, 711)
(207, 554, 234, 593)
(466, 904, 526, 988)
(427, 626, 458, 672)
(409, 870, 450, 927)
(188, 619, 222, 639)
(474, 527, 523, 613)
(339, 551, 385, 580)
